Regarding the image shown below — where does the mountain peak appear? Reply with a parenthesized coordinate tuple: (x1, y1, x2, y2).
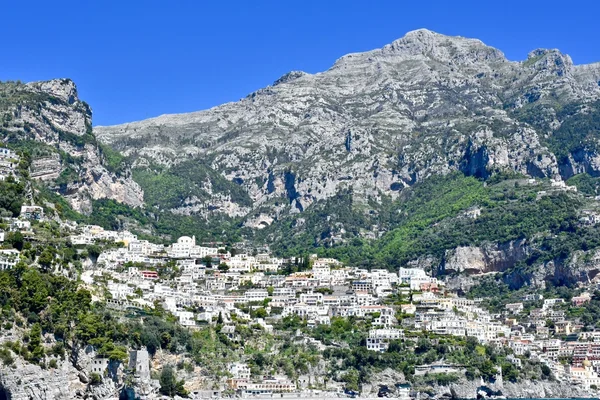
(525, 48, 574, 76)
(386, 29, 506, 63)
(27, 78, 80, 105)
(331, 29, 506, 70)
(273, 71, 309, 86)
(402, 27, 440, 38)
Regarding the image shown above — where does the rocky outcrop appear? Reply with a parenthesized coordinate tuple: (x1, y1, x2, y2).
(361, 368, 406, 396)
(558, 147, 600, 179)
(0, 79, 143, 213)
(30, 154, 61, 180)
(442, 240, 530, 275)
(0, 357, 85, 400)
(0, 349, 120, 400)
(0, 334, 159, 400)
(60, 143, 144, 213)
(95, 29, 600, 223)
(446, 377, 593, 399)
(444, 243, 600, 292)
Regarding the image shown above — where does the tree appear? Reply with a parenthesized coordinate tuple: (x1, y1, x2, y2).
(502, 363, 519, 382)
(415, 337, 432, 354)
(161, 332, 172, 349)
(254, 308, 267, 319)
(7, 231, 24, 251)
(216, 312, 224, 325)
(141, 330, 160, 357)
(342, 369, 360, 392)
(159, 365, 177, 396)
(541, 364, 552, 378)
(28, 323, 45, 363)
(90, 372, 103, 385)
(217, 263, 229, 272)
(87, 245, 102, 262)
(159, 365, 188, 397)
(38, 249, 54, 270)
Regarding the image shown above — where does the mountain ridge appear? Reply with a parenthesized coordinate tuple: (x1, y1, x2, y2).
(95, 29, 599, 129)
(3, 30, 600, 288)
(0, 78, 143, 213)
(95, 29, 600, 227)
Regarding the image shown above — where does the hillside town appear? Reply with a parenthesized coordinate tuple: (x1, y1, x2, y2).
(4, 208, 600, 398)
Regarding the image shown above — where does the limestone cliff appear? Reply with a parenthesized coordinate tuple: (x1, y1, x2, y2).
(442, 240, 530, 275)
(95, 29, 600, 223)
(0, 79, 143, 213)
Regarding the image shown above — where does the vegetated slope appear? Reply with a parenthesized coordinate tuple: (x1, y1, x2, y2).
(3, 31, 596, 280)
(0, 79, 242, 245)
(93, 29, 600, 280)
(259, 171, 600, 289)
(0, 79, 143, 213)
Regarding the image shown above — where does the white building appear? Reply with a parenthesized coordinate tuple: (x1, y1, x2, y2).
(107, 282, 134, 300)
(543, 298, 565, 309)
(506, 303, 524, 314)
(283, 303, 329, 319)
(398, 267, 437, 290)
(190, 246, 219, 259)
(129, 349, 150, 380)
(570, 361, 600, 390)
(89, 358, 109, 374)
(299, 292, 324, 306)
(129, 240, 164, 256)
(228, 254, 258, 273)
(11, 220, 30, 231)
(245, 289, 269, 302)
(229, 362, 251, 380)
(0, 249, 19, 270)
(176, 310, 196, 327)
(168, 236, 196, 258)
(366, 328, 404, 352)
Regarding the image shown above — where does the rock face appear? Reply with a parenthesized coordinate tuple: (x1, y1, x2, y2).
(0, 347, 119, 400)
(95, 29, 600, 223)
(446, 377, 593, 399)
(442, 240, 530, 274)
(0, 79, 143, 213)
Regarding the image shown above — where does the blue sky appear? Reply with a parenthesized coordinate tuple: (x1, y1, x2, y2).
(0, 0, 597, 126)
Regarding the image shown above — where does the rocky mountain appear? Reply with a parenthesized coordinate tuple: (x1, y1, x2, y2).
(95, 29, 600, 227)
(0, 79, 143, 213)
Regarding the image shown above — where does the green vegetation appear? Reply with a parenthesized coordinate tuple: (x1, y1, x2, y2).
(0, 261, 271, 379)
(98, 142, 128, 176)
(133, 159, 252, 211)
(323, 333, 548, 388)
(159, 365, 188, 397)
(87, 198, 241, 243)
(0, 176, 26, 216)
(375, 186, 578, 269)
(90, 372, 103, 385)
(512, 100, 600, 167)
(308, 316, 366, 347)
(566, 173, 600, 196)
(261, 172, 586, 274)
(371, 173, 491, 266)
(547, 101, 600, 163)
(253, 188, 369, 256)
